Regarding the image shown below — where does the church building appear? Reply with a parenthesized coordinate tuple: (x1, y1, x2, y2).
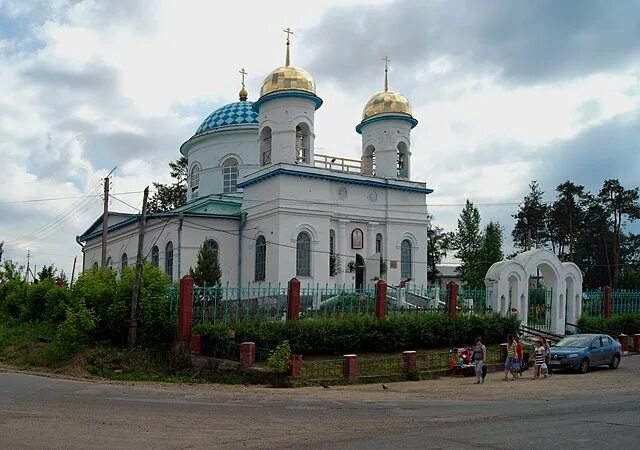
(77, 32, 433, 289)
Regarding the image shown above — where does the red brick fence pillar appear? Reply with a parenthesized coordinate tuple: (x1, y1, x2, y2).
(603, 286, 612, 319)
(618, 334, 628, 352)
(375, 280, 387, 319)
(190, 335, 202, 355)
(342, 354, 358, 380)
(289, 355, 303, 379)
(633, 334, 640, 352)
(178, 275, 195, 342)
(287, 277, 301, 321)
(402, 351, 417, 373)
(240, 342, 256, 367)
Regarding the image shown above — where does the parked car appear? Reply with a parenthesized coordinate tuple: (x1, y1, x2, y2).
(548, 334, 622, 374)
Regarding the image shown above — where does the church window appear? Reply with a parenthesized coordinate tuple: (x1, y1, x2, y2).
(190, 164, 200, 194)
(376, 233, 383, 255)
(260, 127, 272, 166)
(296, 232, 311, 277)
(206, 239, 219, 260)
(106, 257, 113, 270)
(329, 229, 336, 276)
(255, 235, 266, 281)
(165, 241, 174, 282)
(295, 123, 310, 163)
(222, 158, 239, 193)
(121, 253, 128, 270)
(151, 246, 159, 268)
(401, 239, 412, 279)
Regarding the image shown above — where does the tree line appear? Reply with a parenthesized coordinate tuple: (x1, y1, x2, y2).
(428, 179, 640, 290)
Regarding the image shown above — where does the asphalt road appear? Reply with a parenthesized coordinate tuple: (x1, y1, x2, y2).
(1, 358, 639, 449)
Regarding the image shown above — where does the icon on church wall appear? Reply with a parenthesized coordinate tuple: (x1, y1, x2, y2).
(389, 260, 398, 269)
(351, 228, 363, 249)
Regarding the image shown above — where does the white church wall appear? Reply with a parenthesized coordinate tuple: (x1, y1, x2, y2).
(183, 129, 259, 199)
(359, 118, 412, 179)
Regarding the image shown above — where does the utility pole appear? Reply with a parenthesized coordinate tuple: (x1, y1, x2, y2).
(101, 176, 109, 267)
(128, 186, 149, 348)
(70, 255, 77, 285)
(25, 250, 30, 282)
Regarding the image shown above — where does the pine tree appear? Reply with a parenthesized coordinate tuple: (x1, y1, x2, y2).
(189, 241, 221, 286)
(512, 181, 549, 251)
(478, 221, 503, 283)
(148, 156, 188, 213)
(548, 181, 588, 260)
(427, 215, 453, 284)
(453, 200, 484, 288)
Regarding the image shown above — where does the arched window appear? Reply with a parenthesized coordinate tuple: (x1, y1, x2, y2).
(190, 163, 200, 194)
(362, 145, 376, 175)
(401, 239, 412, 279)
(296, 231, 311, 277)
(106, 257, 113, 270)
(376, 233, 383, 255)
(206, 239, 219, 260)
(295, 123, 310, 163)
(165, 241, 174, 282)
(397, 141, 409, 178)
(121, 253, 128, 270)
(255, 235, 266, 281)
(260, 127, 272, 166)
(151, 246, 159, 268)
(329, 229, 336, 276)
(222, 158, 239, 193)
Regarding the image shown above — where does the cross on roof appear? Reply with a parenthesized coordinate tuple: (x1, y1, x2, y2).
(239, 68, 247, 88)
(283, 27, 294, 43)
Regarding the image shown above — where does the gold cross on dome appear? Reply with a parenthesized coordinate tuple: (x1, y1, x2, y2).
(239, 68, 247, 88)
(283, 27, 294, 43)
(382, 56, 391, 91)
(383, 56, 391, 70)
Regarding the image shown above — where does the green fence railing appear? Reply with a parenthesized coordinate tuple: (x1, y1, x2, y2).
(612, 290, 640, 314)
(582, 291, 604, 317)
(192, 283, 288, 324)
(299, 284, 376, 319)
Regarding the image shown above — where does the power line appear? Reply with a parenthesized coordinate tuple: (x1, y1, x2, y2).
(0, 190, 147, 206)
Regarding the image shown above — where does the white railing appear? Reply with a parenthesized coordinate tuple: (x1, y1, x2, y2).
(314, 154, 364, 174)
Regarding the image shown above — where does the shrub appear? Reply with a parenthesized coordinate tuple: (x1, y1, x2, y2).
(73, 268, 117, 338)
(579, 314, 640, 335)
(196, 314, 520, 355)
(108, 264, 173, 347)
(266, 340, 292, 373)
(0, 278, 28, 318)
(55, 303, 97, 354)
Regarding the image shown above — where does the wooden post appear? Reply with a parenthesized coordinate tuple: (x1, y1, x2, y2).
(603, 286, 612, 319)
(101, 176, 109, 268)
(447, 282, 459, 318)
(128, 186, 149, 348)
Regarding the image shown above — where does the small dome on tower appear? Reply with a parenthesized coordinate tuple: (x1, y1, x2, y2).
(362, 90, 413, 120)
(260, 65, 316, 97)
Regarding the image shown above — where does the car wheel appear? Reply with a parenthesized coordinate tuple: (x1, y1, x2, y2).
(579, 358, 589, 374)
(609, 355, 620, 369)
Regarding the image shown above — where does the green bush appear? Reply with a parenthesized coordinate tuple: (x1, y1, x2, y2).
(266, 340, 292, 372)
(0, 278, 28, 318)
(579, 314, 640, 335)
(196, 314, 520, 355)
(73, 268, 117, 337)
(108, 264, 173, 347)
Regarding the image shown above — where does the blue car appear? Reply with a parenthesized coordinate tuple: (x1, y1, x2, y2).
(548, 334, 622, 374)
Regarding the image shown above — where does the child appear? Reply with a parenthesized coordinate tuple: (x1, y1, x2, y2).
(515, 337, 525, 378)
(530, 339, 545, 379)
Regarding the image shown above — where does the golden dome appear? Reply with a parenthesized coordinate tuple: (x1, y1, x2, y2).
(260, 65, 316, 97)
(362, 90, 413, 120)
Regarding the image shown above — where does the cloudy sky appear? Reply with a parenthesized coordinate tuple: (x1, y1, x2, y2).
(1, 0, 639, 276)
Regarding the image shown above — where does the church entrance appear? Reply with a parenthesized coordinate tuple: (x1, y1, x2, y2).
(355, 254, 365, 291)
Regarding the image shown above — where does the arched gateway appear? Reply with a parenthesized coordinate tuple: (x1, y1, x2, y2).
(485, 249, 583, 335)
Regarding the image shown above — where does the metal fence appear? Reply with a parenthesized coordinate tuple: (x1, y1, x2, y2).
(582, 290, 640, 317)
(192, 283, 288, 324)
(299, 285, 376, 319)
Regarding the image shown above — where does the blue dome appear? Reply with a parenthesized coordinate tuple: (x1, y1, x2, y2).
(195, 101, 259, 135)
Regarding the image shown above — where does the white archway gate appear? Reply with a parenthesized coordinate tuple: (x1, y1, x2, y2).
(485, 249, 583, 335)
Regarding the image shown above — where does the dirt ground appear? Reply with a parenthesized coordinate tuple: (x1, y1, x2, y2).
(3, 355, 639, 403)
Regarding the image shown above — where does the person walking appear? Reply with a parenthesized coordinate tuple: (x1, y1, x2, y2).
(472, 337, 487, 384)
(542, 337, 552, 376)
(504, 334, 517, 381)
(515, 337, 525, 378)
(530, 339, 545, 379)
